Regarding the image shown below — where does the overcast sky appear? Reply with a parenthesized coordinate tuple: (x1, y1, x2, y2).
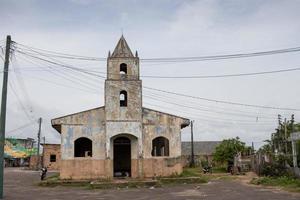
(0, 0, 300, 149)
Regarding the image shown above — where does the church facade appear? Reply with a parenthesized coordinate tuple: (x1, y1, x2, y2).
(51, 36, 190, 179)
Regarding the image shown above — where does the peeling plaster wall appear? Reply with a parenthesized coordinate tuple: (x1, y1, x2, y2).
(107, 58, 139, 80)
(106, 122, 142, 159)
(142, 108, 184, 158)
(58, 107, 106, 160)
(105, 80, 142, 121)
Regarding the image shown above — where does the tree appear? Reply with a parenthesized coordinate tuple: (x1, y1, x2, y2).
(213, 137, 246, 164)
(258, 140, 272, 155)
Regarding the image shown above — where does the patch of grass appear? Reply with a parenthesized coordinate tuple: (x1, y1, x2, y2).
(212, 167, 227, 173)
(179, 167, 202, 177)
(90, 180, 160, 189)
(45, 173, 60, 181)
(159, 177, 209, 185)
(251, 176, 300, 192)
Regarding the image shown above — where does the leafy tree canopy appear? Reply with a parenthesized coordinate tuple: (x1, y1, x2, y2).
(213, 137, 246, 163)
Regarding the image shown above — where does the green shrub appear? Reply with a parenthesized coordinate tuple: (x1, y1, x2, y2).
(251, 176, 300, 192)
(261, 163, 285, 177)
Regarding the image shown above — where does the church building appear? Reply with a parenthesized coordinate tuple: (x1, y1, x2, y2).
(51, 36, 190, 179)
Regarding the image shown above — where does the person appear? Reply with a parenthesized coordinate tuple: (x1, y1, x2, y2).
(40, 167, 47, 180)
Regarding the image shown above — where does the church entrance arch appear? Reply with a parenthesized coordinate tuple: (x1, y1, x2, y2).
(113, 136, 131, 177)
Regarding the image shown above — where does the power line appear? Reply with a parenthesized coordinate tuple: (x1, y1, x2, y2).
(16, 51, 103, 92)
(144, 96, 275, 123)
(4, 62, 300, 78)
(10, 55, 35, 119)
(15, 49, 300, 112)
(14, 71, 100, 94)
(14, 41, 300, 63)
(144, 89, 276, 118)
(141, 46, 300, 62)
(144, 92, 275, 120)
(15, 43, 106, 61)
(30, 61, 277, 122)
(140, 67, 300, 78)
(143, 101, 276, 125)
(14, 48, 300, 80)
(143, 86, 300, 111)
(62, 66, 300, 79)
(8, 80, 33, 121)
(6, 120, 36, 134)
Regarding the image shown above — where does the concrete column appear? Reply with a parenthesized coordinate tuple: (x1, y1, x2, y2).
(106, 137, 110, 159)
(292, 141, 298, 167)
(138, 136, 143, 177)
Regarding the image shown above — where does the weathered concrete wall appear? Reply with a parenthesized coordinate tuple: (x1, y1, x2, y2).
(60, 159, 110, 179)
(60, 158, 141, 179)
(107, 58, 139, 80)
(52, 107, 105, 126)
(142, 158, 182, 177)
(105, 80, 142, 121)
(142, 108, 184, 158)
(57, 107, 106, 160)
(43, 144, 61, 170)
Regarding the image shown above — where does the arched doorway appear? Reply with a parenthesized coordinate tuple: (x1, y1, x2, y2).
(113, 136, 131, 177)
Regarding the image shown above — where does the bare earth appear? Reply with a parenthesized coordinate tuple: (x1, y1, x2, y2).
(3, 168, 300, 200)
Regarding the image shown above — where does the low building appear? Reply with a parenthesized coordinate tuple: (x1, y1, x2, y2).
(181, 141, 221, 166)
(4, 138, 37, 167)
(42, 144, 61, 170)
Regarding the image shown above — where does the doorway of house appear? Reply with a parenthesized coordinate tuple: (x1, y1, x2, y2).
(113, 137, 131, 177)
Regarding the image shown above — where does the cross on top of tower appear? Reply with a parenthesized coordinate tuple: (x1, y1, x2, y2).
(111, 35, 134, 58)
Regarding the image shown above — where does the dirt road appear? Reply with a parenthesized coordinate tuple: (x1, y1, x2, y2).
(3, 168, 300, 200)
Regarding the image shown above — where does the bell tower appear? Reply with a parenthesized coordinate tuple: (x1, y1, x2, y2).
(105, 36, 143, 177)
(105, 35, 142, 122)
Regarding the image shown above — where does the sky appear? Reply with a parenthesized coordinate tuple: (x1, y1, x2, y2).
(0, 0, 300, 149)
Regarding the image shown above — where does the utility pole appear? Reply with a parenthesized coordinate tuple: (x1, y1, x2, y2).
(0, 35, 11, 199)
(284, 118, 288, 155)
(190, 120, 195, 167)
(36, 118, 42, 170)
(42, 136, 45, 168)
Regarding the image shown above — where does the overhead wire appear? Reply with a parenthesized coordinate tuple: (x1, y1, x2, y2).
(143, 89, 276, 118)
(8, 79, 34, 122)
(6, 120, 37, 135)
(16, 52, 102, 92)
(15, 43, 106, 61)
(143, 101, 276, 126)
(143, 91, 275, 120)
(10, 52, 36, 118)
(14, 47, 300, 113)
(143, 86, 300, 112)
(14, 70, 99, 94)
(14, 41, 300, 63)
(43, 65, 300, 79)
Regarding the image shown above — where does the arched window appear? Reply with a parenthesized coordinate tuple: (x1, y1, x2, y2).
(120, 90, 127, 107)
(152, 137, 169, 156)
(74, 137, 92, 157)
(120, 63, 127, 75)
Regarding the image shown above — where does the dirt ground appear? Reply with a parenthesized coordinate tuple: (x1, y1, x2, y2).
(3, 168, 300, 200)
